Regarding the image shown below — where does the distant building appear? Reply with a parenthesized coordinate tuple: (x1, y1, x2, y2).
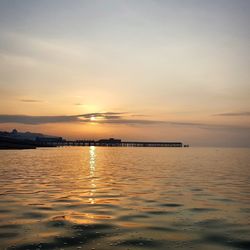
(11, 129, 18, 134)
(0, 129, 64, 142)
(35, 136, 63, 143)
(98, 138, 122, 145)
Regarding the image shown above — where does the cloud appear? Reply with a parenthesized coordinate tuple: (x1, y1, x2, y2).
(79, 112, 126, 120)
(20, 99, 43, 103)
(0, 112, 249, 132)
(214, 112, 250, 117)
(0, 114, 76, 124)
(97, 118, 250, 131)
(0, 112, 125, 125)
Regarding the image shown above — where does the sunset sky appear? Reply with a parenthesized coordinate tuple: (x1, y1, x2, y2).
(0, 0, 249, 146)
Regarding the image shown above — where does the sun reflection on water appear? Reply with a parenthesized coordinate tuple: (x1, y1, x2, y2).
(89, 146, 96, 204)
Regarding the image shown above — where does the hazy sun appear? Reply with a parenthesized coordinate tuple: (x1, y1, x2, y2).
(90, 116, 96, 121)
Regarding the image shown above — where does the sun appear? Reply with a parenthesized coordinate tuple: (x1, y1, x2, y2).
(90, 116, 96, 121)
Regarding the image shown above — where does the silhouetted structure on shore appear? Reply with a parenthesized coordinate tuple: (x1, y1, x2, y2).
(0, 129, 64, 149)
(0, 130, 187, 149)
(61, 138, 183, 147)
(0, 136, 37, 149)
(35, 136, 63, 143)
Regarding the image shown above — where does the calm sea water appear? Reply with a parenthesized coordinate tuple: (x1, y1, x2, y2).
(0, 147, 249, 250)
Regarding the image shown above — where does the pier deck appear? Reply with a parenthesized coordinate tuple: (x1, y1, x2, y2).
(48, 141, 183, 147)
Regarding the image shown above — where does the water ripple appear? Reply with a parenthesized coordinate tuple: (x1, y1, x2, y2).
(0, 147, 249, 250)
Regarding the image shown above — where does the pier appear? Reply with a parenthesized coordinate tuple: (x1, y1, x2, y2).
(38, 138, 183, 147)
(0, 132, 186, 149)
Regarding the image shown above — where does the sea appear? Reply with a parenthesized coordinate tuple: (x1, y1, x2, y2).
(0, 147, 249, 250)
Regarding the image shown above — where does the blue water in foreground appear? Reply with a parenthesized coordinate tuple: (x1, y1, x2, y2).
(0, 147, 249, 250)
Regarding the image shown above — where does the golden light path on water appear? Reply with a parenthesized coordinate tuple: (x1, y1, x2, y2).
(89, 146, 96, 205)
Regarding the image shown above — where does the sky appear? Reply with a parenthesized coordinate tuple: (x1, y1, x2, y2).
(0, 0, 249, 147)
